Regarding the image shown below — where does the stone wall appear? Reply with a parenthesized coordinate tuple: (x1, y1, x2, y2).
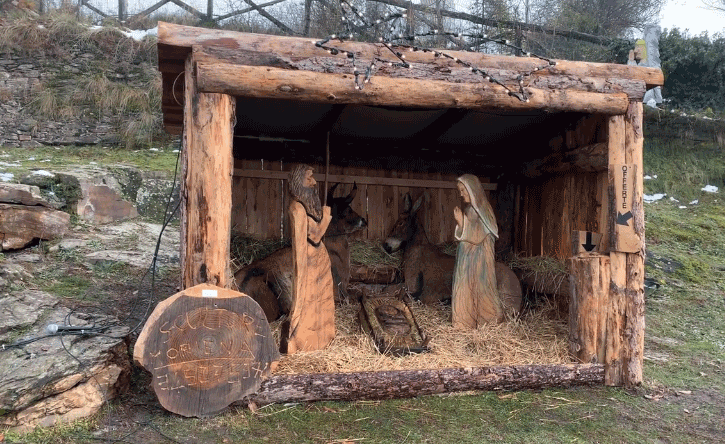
(0, 52, 126, 147)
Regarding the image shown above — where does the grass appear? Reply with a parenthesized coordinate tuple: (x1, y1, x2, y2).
(0, 144, 180, 178)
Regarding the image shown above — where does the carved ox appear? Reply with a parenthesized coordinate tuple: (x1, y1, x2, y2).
(383, 193, 522, 314)
(234, 183, 367, 321)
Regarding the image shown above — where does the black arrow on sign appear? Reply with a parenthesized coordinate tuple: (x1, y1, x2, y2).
(582, 232, 596, 252)
(617, 211, 633, 226)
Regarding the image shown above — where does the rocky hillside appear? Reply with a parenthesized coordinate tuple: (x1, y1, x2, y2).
(0, 12, 165, 149)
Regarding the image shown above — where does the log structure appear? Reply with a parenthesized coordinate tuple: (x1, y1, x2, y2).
(155, 21, 659, 406)
(243, 364, 604, 405)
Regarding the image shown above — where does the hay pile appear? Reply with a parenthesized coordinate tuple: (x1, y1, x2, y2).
(229, 236, 572, 374)
(272, 298, 571, 375)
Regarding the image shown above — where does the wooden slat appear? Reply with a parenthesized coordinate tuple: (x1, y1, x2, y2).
(232, 168, 497, 190)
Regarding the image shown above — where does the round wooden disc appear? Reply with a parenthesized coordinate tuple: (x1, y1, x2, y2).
(134, 285, 279, 417)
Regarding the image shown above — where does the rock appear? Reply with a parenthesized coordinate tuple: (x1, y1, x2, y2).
(0, 203, 70, 251)
(0, 290, 131, 432)
(77, 184, 139, 224)
(0, 183, 49, 206)
(53, 167, 140, 224)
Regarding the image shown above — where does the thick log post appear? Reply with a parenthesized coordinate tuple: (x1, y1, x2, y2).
(243, 364, 604, 405)
(181, 55, 236, 288)
(568, 254, 610, 364)
(624, 102, 645, 387)
(606, 114, 626, 386)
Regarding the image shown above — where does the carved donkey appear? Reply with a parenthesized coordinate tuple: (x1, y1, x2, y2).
(383, 193, 522, 314)
(234, 183, 367, 321)
(383, 193, 455, 305)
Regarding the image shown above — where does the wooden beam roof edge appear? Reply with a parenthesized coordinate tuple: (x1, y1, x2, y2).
(158, 22, 664, 88)
(195, 62, 630, 115)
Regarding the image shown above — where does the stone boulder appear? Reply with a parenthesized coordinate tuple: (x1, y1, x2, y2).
(0, 183, 71, 251)
(0, 290, 130, 432)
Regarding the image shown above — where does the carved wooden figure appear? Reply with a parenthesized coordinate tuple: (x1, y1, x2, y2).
(282, 164, 335, 354)
(452, 174, 504, 328)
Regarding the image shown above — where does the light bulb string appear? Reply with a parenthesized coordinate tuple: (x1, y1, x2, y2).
(313, 0, 558, 100)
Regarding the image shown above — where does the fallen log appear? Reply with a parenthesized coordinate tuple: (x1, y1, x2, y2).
(243, 363, 603, 405)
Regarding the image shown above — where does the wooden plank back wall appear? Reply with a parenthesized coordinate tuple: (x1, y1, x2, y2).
(231, 160, 494, 244)
(515, 172, 606, 261)
(514, 111, 609, 260)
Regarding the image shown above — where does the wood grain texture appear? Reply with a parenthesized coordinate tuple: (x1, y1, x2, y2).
(158, 23, 664, 88)
(182, 55, 235, 288)
(195, 62, 631, 115)
(624, 101, 645, 388)
(285, 200, 335, 354)
(606, 114, 626, 386)
(569, 255, 610, 364)
(242, 364, 604, 405)
(134, 284, 279, 417)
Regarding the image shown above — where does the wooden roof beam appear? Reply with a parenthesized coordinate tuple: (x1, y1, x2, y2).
(158, 22, 664, 89)
(195, 62, 630, 115)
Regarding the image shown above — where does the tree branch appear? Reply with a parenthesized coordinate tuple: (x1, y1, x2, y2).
(369, 0, 617, 46)
(242, 0, 297, 35)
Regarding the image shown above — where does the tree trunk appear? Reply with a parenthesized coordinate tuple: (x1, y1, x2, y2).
(243, 364, 604, 405)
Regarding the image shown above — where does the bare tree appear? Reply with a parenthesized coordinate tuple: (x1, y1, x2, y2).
(702, 0, 725, 13)
(535, 0, 665, 37)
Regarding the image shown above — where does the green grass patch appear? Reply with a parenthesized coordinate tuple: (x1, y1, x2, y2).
(0, 145, 180, 177)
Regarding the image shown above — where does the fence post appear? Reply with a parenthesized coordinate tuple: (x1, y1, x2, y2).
(118, 0, 127, 21)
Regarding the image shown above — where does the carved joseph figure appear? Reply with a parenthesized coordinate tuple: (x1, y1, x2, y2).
(283, 164, 335, 354)
(452, 174, 503, 328)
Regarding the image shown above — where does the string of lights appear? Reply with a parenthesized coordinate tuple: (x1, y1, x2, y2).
(314, 0, 558, 101)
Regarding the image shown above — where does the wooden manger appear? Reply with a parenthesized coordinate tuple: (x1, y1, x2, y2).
(143, 22, 661, 415)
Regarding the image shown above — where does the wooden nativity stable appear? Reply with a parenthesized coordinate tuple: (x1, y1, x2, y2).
(142, 21, 664, 415)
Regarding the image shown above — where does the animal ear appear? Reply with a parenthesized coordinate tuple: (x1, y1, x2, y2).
(346, 182, 358, 203)
(412, 194, 424, 213)
(327, 182, 340, 203)
(403, 193, 412, 212)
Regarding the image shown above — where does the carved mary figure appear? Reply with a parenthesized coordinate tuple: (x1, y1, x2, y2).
(452, 174, 503, 328)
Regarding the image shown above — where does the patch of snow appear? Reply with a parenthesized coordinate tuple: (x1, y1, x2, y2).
(31, 170, 55, 177)
(172, 150, 179, 153)
(120, 27, 158, 42)
(670, 196, 679, 202)
(689, 200, 699, 205)
(27, 157, 35, 161)
(678, 205, 687, 209)
(0, 161, 20, 167)
(0, 172, 14, 182)
(149, 148, 159, 152)
(644, 174, 659, 180)
(644, 193, 666, 203)
(89, 162, 97, 165)
(702, 185, 718, 193)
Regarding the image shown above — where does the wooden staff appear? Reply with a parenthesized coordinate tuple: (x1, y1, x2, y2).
(323, 131, 330, 206)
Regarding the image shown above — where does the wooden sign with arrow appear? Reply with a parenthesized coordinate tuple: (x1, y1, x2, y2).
(572, 230, 603, 255)
(611, 163, 641, 253)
